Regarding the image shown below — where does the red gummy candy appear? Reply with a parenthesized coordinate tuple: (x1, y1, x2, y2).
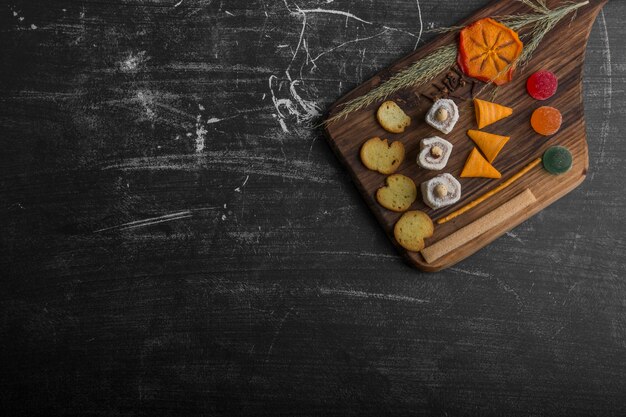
(527, 70, 558, 100)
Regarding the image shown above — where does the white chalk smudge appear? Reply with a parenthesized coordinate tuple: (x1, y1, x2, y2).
(272, 113, 289, 133)
(102, 151, 337, 184)
(414, 0, 423, 50)
(320, 288, 429, 304)
(494, 277, 523, 306)
(452, 267, 523, 306)
(119, 51, 147, 73)
(11, 8, 28, 27)
(227, 231, 261, 244)
(190, 104, 221, 152)
(187, 101, 276, 151)
(287, 73, 320, 120)
(93, 207, 220, 233)
(506, 231, 525, 244)
(450, 267, 491, 278)
(309, 250, 399, 260)
(265, 307, 294, 360)
(136, 91, 156, 121)
(268, 72, 320, 132)
(94, 211, 192, 233)
(269, 1, 424, 131)
(309, 29, 388, 68)
(195, 114, 208, 152)
(235, 175, 250, 192)
(181, 103, 274, 148)
(292, 7, 372, 25)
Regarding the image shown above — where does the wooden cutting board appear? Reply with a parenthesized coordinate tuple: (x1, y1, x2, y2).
(324, 0, 608, 272)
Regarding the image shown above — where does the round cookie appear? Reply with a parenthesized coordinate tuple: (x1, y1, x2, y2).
(360, 137, 405, 174)
(393, 211, 434, 252)
(377, 101, 411, 134)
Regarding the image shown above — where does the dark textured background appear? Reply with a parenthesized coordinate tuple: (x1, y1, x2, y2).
(0, 0, 624, 415)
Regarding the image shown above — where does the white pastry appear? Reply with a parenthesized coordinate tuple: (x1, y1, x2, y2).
(421, 173, 462, 209)
(425, 99, 459, 134)
(417, 137, 453, 171)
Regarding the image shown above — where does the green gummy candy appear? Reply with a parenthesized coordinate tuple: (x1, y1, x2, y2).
(543, 146, 572, 175)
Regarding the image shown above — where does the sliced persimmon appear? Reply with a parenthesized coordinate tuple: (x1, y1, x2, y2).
(458, 18, 523, 85)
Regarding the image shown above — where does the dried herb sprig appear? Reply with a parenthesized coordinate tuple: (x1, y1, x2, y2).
(326, 45, 457, 126)
(503, 0, 589, 63)
(326, 0, 589, 125)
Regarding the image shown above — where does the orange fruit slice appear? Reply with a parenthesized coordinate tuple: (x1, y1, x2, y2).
(461, 148, 502, 179)
(474, 98, 513, 129)
(467, 130, 510, 163)
(458, 18, 524, 85)
(531, 106, 562, 136)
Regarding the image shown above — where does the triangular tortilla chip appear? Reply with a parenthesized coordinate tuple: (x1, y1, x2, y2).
(474, 99, 513, 129)
(467, 130, 510, 163)
(461, 147, 502, 179)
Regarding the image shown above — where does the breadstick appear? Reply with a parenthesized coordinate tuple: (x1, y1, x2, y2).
(437, 158, 541, 225)
(421, 189, 536, 264)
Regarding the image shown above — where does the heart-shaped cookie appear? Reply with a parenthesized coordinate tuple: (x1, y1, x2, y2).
(376, 174, 417, 212)
(360, 137, 405, 174)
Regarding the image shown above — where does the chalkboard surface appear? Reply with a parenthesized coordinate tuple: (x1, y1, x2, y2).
(1, 1, 625, 415)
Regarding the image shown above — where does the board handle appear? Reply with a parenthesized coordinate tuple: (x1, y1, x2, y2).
(554, 0, 608, 28)
(574, 0, 608, 21)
